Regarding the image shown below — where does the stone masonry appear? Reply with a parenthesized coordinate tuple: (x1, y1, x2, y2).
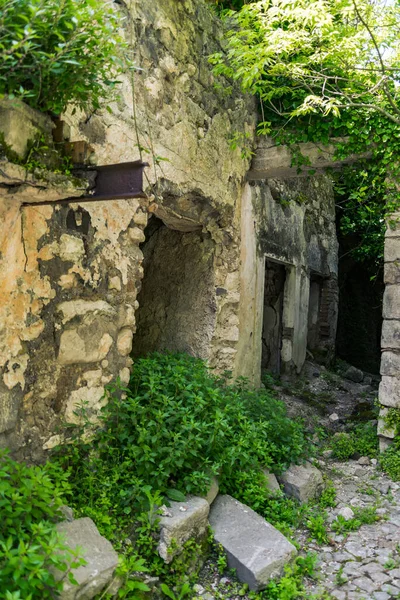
(379, 214, 400, 450)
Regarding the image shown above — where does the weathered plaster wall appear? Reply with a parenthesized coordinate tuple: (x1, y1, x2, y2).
(0, 0, 255, 459)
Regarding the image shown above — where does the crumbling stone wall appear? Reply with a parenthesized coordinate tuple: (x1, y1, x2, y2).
(0, 0, 340, 460)
(0, 0, 255, 459)
(132, 218, 216, 359)
(236, 176, 338, 380)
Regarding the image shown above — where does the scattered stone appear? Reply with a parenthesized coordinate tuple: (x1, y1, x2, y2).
(338, 507, 355, 521)
(371, 458, 378, 466)
(158, 497, 209, 563)
(193, 584, 205, 594)
(364, 376, 373, 386)
(357, 456, 370, 466)
(59, 505, 74, 522)
(209, 495, 297, 590)
(278, 461, 324, 503)
(261, 469, 281, 493)
(344, 366, 364, 383)
(203, 476, 219, 505)
(329, 413, 340, 422)
(54, 517, 119, 600)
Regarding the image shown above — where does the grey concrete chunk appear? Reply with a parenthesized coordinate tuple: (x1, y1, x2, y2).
(209, 495, 297, 590)
(55, 517, 119, 600)
(158, 496, 209, 563)
(278, 461, 324, 503)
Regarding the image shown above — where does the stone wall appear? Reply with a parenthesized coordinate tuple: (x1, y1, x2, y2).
(0, 0, 255, 460)
(378, 216, 400, 450)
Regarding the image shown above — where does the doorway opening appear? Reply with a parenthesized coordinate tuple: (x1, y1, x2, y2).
(131, 217, 216, 360)
(261, 259, 287, 374)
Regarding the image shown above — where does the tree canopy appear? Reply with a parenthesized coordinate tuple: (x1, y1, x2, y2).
(210, 0, 400, 267)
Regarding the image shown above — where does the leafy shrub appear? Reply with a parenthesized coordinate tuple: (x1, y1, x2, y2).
(0, 0, 125, 114)
(330, 423, 378, 460)
(380, 440, 400, 481)
(54, 352, 309, 542)
(0, 450, 83, 598)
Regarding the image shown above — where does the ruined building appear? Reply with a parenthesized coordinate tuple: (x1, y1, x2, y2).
(1, 0, 370, 462)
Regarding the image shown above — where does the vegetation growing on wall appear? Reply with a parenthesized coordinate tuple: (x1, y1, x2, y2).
(210, 0, 400, 266)
(0, 0, 126, 114)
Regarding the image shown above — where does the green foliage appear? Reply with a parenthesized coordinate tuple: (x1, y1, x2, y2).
(380, 439, 400, 481)
(0, 450, 83, 598)
(331, 505, 380, 535)
(210, 0, 400, 266)
(383, 408, 400, 437)
(318, 481, 337, 509)
(0, 0, 126, 114)
(260, 553, 319, 600)
(53, 352, 310, 546)
(330, 423, 378, 460)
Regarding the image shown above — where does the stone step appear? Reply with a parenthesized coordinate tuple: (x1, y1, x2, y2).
(209, 495, 297, 590)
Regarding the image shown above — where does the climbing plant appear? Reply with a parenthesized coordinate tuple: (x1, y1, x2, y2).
(209, 0, 400, 265)
(0, 0, 126, 114)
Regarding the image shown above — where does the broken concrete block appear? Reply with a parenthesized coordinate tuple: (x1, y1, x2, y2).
(278, 461, 324, 503)
(209, 495, 296, 590)
(158, 497, 209, 563)
(261, 469, 281, 493)
(55, 517, 119, 600)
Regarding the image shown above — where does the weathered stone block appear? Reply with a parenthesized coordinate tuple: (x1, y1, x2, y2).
(58, 330, 113, 365)
(385, 213, 400, 237)
(209, 495, 297, 590)
(202, 475, 219, 505)
(385, 238, 400, 262)
(261, 469, 281, 493)
(377, 407, 396, 439)
(344, 366, 364, 383)
(379, 376, 400, 408)
(158, 497, 209, 563)
(278, 461, 324, 503)
(55, 517, 119, 600)
(379, 435, 394, 453)
(384, 261, 400, 285)
(383, 286, 400, 319)
(0, 96, 53, 158)
(381, 319, 400, 349)
(381, 351, 400, 377)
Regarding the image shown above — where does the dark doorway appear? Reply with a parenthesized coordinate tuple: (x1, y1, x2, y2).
(261, 260, 286, 374)
(307, 274, 323, 351)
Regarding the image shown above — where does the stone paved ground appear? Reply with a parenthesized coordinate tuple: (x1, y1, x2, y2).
(301, 458, 400, 600)
(196, 458, 400, 600)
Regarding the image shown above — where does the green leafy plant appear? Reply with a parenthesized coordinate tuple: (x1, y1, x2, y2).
(160, 582, 191, 600)
(0, 0, 126, 114)
(331, 506, 380, 535)
(54, 352, 310, 540)
(0, 450, 83, 598)
(330, 423, 378, 460)
(380, 439, 400, 481)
